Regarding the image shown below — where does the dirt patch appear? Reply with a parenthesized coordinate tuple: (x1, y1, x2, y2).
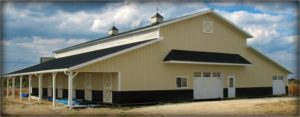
(2, 96, 299, 116)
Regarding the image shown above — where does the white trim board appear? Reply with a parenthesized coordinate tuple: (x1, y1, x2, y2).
(5, 69, 68, 77)
(164, 60, 252, 66)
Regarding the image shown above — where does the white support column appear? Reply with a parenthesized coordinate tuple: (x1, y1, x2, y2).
(6, 77, 9, 98)
(28, 75, 32, 102)
(38, 74, 43, 103)
(19, 76, 23, 101)
(68, 74, 72, 109)
(52, 72, 57, 107)
(12, 77, 15, 98)
(67, 71, 79, 109)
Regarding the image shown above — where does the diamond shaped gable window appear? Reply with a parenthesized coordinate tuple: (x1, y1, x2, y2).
(203, 20, 213, 33)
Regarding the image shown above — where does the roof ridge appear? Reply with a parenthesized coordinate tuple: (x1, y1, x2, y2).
(54, 10, 213, 53)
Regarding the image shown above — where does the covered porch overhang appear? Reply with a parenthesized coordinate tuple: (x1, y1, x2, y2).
(3, 69, 79, 109)
(3, 38, 161, 109)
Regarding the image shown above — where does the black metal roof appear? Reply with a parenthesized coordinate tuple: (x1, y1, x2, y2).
(8, 39, 154, 75)
(163, 50, 251, 64)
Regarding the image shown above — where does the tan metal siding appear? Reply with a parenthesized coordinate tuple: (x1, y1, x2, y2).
(76, 14, 288, 91)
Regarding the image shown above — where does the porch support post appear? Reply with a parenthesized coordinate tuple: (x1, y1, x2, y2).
(68, 73, 72, 109)
(38, 74, 43, 103)
(6, 77, 9, 98)
(67, 71, 79, 109)
(19, 76, 23, 101)
(12, 77, 15, 98)
(52, 72, 57, 107)
(28, 75, 32, 102)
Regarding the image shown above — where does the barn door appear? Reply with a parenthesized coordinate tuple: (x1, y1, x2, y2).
(85, 74, 92, 101)
(47, 77, 52, 97)
(228, 76, 235, 98)
(193, 72, 223, 99)
(273, 76, 285, 95)
(103, 73, 112, 103)
(57, 77, 63, 98)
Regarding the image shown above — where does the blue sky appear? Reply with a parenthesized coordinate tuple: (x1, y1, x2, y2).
(2, 1, 299, 78)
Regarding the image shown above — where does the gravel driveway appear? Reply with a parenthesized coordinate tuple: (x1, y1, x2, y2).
(3, 96, 298, 116)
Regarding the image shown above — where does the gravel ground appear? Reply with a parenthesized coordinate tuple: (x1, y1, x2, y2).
(2, 96, 299, 116)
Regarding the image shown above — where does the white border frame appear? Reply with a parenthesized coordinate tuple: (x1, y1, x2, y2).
(176, 76, 188, 89)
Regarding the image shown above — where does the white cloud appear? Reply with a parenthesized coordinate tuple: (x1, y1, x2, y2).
(265, 50, 297, 73)
(209, 2, 240, 7)
(4, 2, 208, 36)
(6, 36, 88, 57)
(285, 35, 298, 44)
(248, 2, 299, 17)
(217, 10, 284, 45)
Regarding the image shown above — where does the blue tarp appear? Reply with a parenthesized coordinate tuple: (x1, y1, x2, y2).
(22, 93, 29, 97)
(47, 98, 98, 106)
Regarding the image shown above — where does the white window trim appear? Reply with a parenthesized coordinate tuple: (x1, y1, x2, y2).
(273, 74, 285, 81)
(176, 76, 188, 89)
(228, 76, 235, 88)
(203, 72, 211, 78)
(195, 72, 223, 78)
(194, 72, 202, 78)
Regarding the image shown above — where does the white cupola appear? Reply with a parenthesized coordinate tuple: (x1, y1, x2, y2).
(151, 12, 164, 24)
(108, 25, 118, 36)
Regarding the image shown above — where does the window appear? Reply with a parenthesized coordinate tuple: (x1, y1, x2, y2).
(278, 76, 284, 80)
(273, 76, 277, 80)
(203, 20, 213, 33)
(194, 72, 201, 77)
(176, 76, 188, 88)
(203, 72, 211, 77)
(229, 78, 234, 88)
(213, 72, 221, 78)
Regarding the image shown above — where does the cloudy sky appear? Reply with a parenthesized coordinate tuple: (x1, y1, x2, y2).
(2, 1, 299, 78)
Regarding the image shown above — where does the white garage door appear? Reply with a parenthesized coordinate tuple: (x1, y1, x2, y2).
(193, 72, 223, 99)
(273, 76, 286, 95)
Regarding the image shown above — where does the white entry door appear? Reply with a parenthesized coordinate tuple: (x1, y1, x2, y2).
(47, 77, 52, 97)
(85, 74, 92, 101)
(103, 73, 113, 103)
(58, 77, 63, 98)
(193, 72, 223, 99)
(273, 76, 286, 95)
(228, 76, 235, 98)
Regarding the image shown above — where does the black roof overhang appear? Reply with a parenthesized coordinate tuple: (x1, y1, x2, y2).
(163, 49, 251, 66)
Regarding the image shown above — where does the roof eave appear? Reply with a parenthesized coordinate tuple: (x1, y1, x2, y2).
(164, 60, 252, 66)
(248, 46, 292, 74)
(211, 11, 253, 39)
(4, 68, 68, 77)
